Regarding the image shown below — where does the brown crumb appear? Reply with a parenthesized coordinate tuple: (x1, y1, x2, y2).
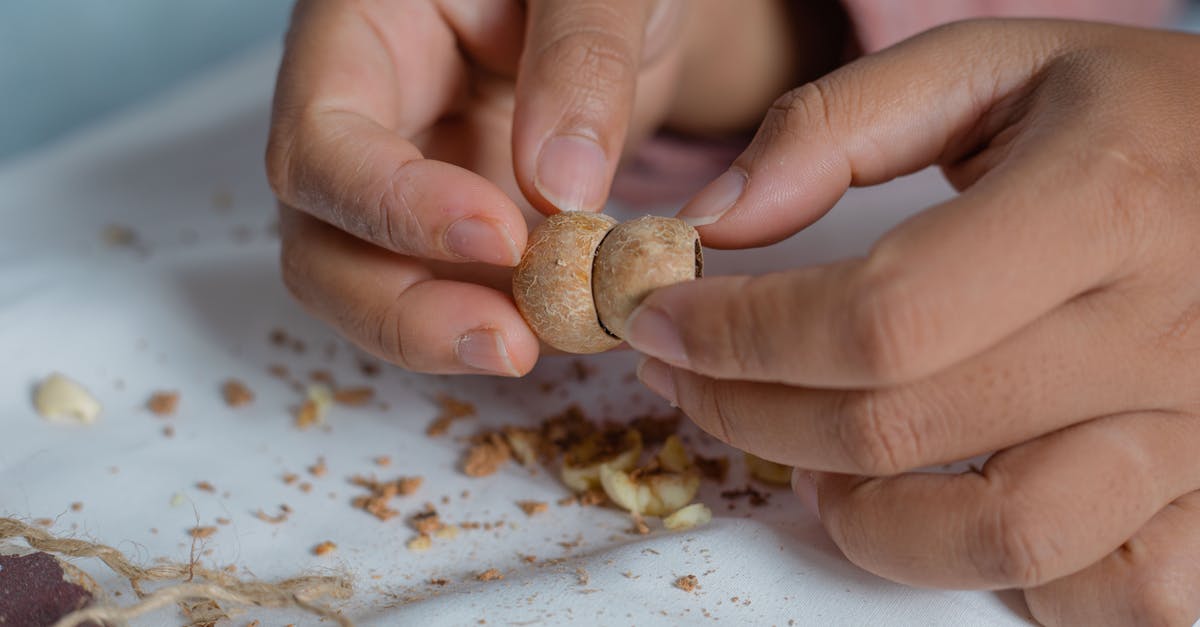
(254, 507, 289, 524)
(674, 574, 699, 592)
(373, 456, 391, 467)
(578, 489, 607, 507)
(410, 510, 442, 535)
(569, 359, 594, 382)
(189, 526, 217, 539)
(516, 501, 548, 517)
(162, 425, 175, 438)
(33, 518, 54, 527)
(575, 567, 590, 586)
(721, 485, 770, 507)
(246, 620, 260, 627)
(146, 391, 179, 416)
(282, 473, 299, 485)
(629, 412, 682, 446)
(308, 457, 327, 477)
(312, 541, 337, 556)
(630, 517, 650, 535)
(358, 358, 381, 377)
(269, 328, 288, 347)
(696, 455, 730, 483)
(267, 364, 289, 379)
(309, 369, 334, 384)
(70, 502, 83, 512)
(350, 475, 423, 521)
(299, 482, 313, 494)
(216, 517, 231, 525)
(294, 399, 320, 429)
(556, 495, 577, 507)
(427, 394, 476, 437)
(195, 481, 216, 493)
(333, 386, 375, 406)
(462, 432, 510, 477)
(476, 568, 503, 582)
(221, 379, 254, 408)
(430, 578, 449, 586)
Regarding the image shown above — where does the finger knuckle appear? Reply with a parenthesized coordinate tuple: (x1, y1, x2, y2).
(536, 26, 637, 119)
(369, 299, 412, 371)
(373, 163, 423, 253)
(836, 391, 921, 475)
(975, 499, 1061, 587)
(691, 378, 740, 446)
(765, 82, 835, 145)
(843, 258, 932, 384)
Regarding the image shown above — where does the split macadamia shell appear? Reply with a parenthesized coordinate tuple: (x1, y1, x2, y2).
(593, 216, 701, 337)
(513, 212, 701, 354)
(513, 212, 619, 354)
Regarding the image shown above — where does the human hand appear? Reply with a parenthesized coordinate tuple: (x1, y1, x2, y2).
(264, 0, 693, 375)
(628, 20, 1200, 626)
(264, 0, 822, 376)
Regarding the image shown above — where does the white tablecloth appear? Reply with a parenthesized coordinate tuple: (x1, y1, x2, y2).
(0, 45, 1034, 626)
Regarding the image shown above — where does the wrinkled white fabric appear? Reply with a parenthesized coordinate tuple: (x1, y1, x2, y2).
(0, 45, 1034, 626)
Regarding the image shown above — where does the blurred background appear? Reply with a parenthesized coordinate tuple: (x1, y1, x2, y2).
(1, 1, 1199, 164)
(0, 0, 292, 163)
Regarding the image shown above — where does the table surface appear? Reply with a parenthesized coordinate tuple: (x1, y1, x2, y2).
(0, 44, 1037, 626)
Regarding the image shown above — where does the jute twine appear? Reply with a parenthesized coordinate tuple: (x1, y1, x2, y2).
(0, 517, 354, 626)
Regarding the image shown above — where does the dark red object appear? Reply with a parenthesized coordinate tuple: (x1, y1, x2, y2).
(0, 551, 94, 626)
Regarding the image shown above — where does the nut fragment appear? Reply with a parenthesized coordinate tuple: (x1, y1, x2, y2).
(146, 391, 180, 416)
(745, 453, 792, 486)
(512, 212, 620, 354)
(221, 379, 253, 407)
(663, 503, 712, 531)
(655, 435, 691, 473)
(593, 216, 701, 336)
(560, 428, 642, 493)
(599, 464, 700, 517)
(33, 373, 101, 424)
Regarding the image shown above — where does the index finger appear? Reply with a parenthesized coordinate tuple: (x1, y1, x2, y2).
(626, 21, 1147, 387)
(265, 0, 527, 265)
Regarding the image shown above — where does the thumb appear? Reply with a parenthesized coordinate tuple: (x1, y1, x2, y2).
(513, 0, 677, 214)
(676, 20, 1071, 249)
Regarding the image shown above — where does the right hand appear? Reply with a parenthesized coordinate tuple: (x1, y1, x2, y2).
(265, 0, 694, 376)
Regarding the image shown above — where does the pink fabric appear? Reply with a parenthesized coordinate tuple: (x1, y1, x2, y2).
(611, 0, 1180, 211)
(841, 0, 1178, 53)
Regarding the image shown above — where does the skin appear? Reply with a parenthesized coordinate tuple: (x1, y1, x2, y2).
(264, 0, 812, 377)
(626, 20, 1200, 627)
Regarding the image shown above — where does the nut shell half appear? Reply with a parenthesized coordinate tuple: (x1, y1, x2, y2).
(593, 216, 701, 338)
(513, 212, 620, 354)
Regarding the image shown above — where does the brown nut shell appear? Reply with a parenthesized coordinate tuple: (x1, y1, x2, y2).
(513, 212, 620, 354)
(593, 216, 702, 338)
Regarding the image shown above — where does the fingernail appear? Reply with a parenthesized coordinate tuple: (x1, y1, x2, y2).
(678, 168, 746, 227)
(456, 328, 519, 376)
(625, 304, 689, 367)
(445, 217, 520, 265)
(636, 357, 677, 406)
(535, 134, 609, 212)
(791, 468, 820, 521)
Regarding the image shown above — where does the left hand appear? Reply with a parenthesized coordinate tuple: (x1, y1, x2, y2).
(626, 20, 1200, 626)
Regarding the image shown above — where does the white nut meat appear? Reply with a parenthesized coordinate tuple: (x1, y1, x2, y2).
(34, 373, 101, 424)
